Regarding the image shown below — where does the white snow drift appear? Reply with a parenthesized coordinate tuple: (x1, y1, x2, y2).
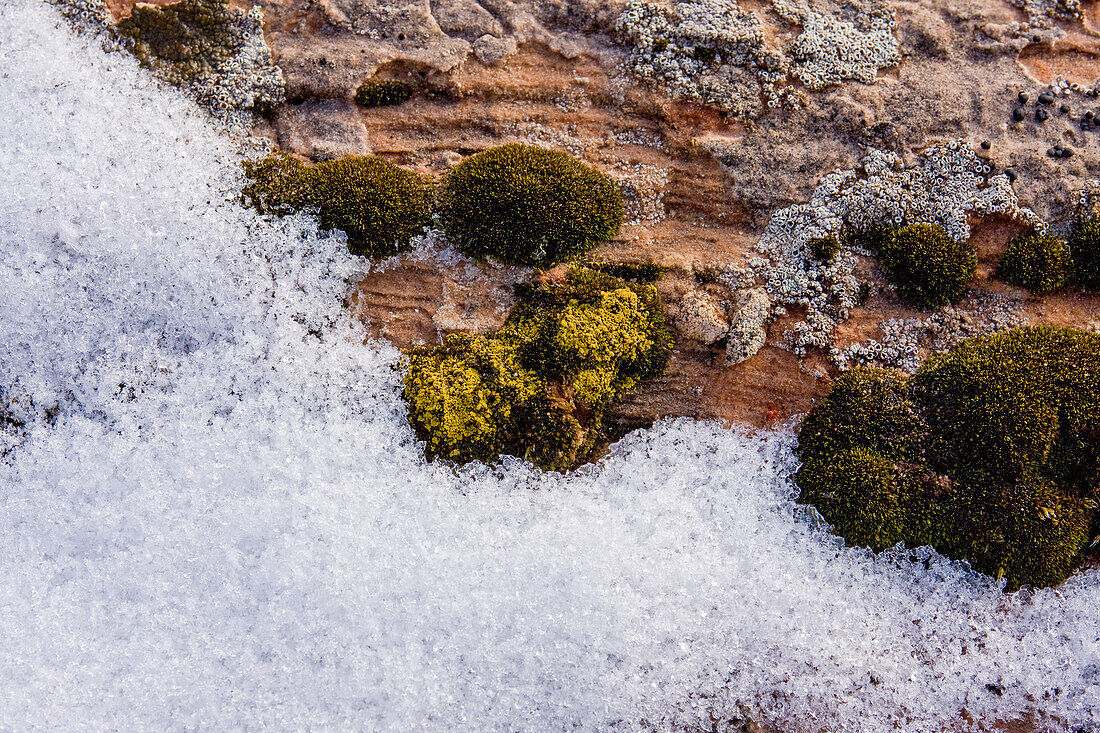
(0, 2, 1098, 730)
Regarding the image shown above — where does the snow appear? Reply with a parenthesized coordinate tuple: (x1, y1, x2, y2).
(0, 2, 1098, 730)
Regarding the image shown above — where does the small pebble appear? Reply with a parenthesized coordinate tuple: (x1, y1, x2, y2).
(1061, 104, 1071, 114)
(1039, 92, 1055, 105)
(1013, 108, 1026, 122)
(1062, 146, 1074, 158)
(1018, 91, 1030, 104)
(1086, 110, 1095, 120)
(1049, 146, 1062, 158)
(1036, 108, 1049, 122)
(1032, 34, 1042, 43)
(1004, 168, 1017, 182)
(980, 140, 991, 150)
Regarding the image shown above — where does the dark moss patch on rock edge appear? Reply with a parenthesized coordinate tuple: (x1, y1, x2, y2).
(354, 79, 413, 107)
(1070, 219, 1100, 291)
(403, 268, 672, 472)
(242, 153, 435, 257)
(795, 326, 1100, 591)
(586, 259, 665, 283)
(998, 230, 1072, 295)
(437, 143, 623, 268)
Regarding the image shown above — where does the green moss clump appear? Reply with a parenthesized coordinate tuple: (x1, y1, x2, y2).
(241, 154, 435, 257)
(795, 326, 1100, 590)
(437, 144, 623, 268)
(242, 153, 310, 215)
(652, 38, 669, 53)
(308, 156, 435, 257)
(795, 368, 925, 464)
(795, 448, 911, 551)
(874, 223, 976, 308)
(354, 79, 413, 107)
(403, 268, 672, 471)
(1069, 219, 1100, 291)
(807, 235, 840, 263)
(692, 46, 718, 63)
(586, 260, 664, 283)
(998, 231, 1072, 294)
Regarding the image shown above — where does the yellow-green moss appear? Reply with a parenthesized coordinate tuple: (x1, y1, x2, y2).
(403, 333, 542, 464)
(403, 268, 672, 471)
(795, 326, 1100, 590)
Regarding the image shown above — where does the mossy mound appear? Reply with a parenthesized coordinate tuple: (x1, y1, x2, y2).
(998, 230, 1072, 294)
(872, 223, 976, 308)
(242, 154, 435, 257)
(1069, 219, 1100, 291)
(437, 144, 623, 268)
(354, 79, 413, 107)
(403, 268, 672, 470)
(807, 235, 840, 263)
(795, 326, 1100, 590)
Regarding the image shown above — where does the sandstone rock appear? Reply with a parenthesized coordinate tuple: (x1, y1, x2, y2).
(473, 34, 518, 65)
(275, 99, 369, 160)
(434, 0, 504, 40)
(437, 150, 464, 169)
(725, 288, 771, 365)
(675, 290, 730, 345)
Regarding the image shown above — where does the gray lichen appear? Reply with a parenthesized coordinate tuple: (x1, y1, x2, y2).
(728, 142, 1041, 355)
(615, 0, 899, 117)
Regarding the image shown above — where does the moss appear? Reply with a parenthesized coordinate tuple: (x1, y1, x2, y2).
(807, 235, 840, 263)
(1069, 219, 1100, 291)
(308, 156, 435, 257)
(587, 260, 664, 283)
(354, 79, 413, 107)
(794, 368, 925, 465)
(241, 153, 310, 215)
(795, 326, 1100, 590)
(403, 268, 672, 471)
(652, 38, 669, 53)
(692, 46, 718, 63)
(794, 448, 910, 551)
(402, 333, 542, 464)
(998, 230, 1072, 294)
(437, 144, 623, 268)
(874, 223, 976, 308)
(241, 154, 435, 257)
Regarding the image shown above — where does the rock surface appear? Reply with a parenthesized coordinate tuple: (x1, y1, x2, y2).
(725, 287, 771, 364)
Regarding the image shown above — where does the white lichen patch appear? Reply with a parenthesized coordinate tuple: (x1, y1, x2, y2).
(614, 163, 670, 225)
(774, 0, 899, 89)
(738, 142, 1041, 355)
(832, 292, 1028, 373)
(615, 0, 793, 117)
(615, 0, 899, 117)
(1007, 0, 1083, 25)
